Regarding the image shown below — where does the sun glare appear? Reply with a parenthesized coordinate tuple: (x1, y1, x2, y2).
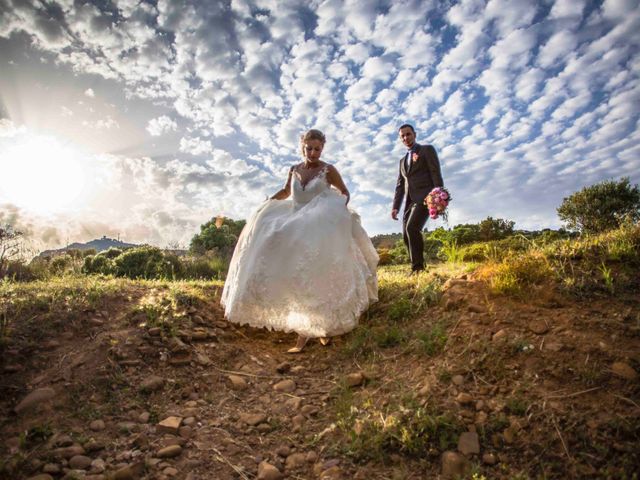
(0, 135, 88, 214)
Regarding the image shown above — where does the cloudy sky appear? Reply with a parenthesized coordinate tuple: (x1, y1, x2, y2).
(1, 0, 639, 251)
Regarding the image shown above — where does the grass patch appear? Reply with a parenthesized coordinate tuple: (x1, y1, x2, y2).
(333, 385, 464, 462)
(472, 224, 640, 298)
(505, 395, 529, 416)
(415, 322, 447, 356)
(373, 325, 407, 349)
(19, 423, 53, 450)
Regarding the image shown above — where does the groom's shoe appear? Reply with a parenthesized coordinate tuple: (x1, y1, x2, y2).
(408, 268, 424, 277)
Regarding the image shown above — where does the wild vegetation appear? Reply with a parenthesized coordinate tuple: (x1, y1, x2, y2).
(0, 179, 638, 479)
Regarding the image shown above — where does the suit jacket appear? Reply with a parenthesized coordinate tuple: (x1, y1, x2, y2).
(392, 143, 443, 212)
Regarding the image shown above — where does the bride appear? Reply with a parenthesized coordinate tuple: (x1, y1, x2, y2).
(221, 129, 378, 353)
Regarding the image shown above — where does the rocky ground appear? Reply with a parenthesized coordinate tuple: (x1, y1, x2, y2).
(1, 269, 639, 480)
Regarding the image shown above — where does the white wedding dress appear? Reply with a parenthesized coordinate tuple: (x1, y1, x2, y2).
(221, 166, 378, 337)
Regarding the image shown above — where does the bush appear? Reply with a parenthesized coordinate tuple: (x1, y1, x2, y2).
(82, 254, 115, 276)
(0, 260, 38, 281)
(190, 217, 246, 257)
(180, 256, 227, 279)
(50, 255, 74, 275)
(102, 248, 123, 259)
(387, 240, 410, 264)
(557, 177, 640, 234)
(377, 248, 393, 266)
(113, 246, 173, 279)
(478, 217, 515, 241)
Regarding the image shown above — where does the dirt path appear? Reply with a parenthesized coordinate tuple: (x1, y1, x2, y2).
(1, 274, 639, 479)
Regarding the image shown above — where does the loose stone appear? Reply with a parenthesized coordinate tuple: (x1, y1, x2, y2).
(482, 453, 497, 465)
(54, 434, 74, 447)
(441, 451, 469, 479)
(257, 461, 283, 480)
(138, 412, 150, 423)
(611, 362, 638, 381)
(157, 416, 182, 435)
(90, 458, 106, 473)
(42, 464, 61, 474)
(457, 432, 480, 455)
(52, 446, 85, 459)
(528, 319, 549, 335)
(276, 362, 291, 374)
(285, 452, 307, 470)
(69, 455, 93, 470)
(157, 445, 182, 458)
(90, 420, 106, 431)
(456, 392, 473, 405)
(273, 379, 296, 393)
(345, 372, 365, 387)
(15, 388, 56, 414)
(240, 412, 267, 426)
(228, 374, 249, 390)
(140, 375, 165, 392)
(492, 329, 507, 342)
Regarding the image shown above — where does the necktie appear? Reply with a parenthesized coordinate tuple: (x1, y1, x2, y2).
(405, 150, 412, 172)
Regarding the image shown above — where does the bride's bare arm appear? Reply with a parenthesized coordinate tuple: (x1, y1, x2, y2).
(271, 166, 294, 200)
(326, 165, 350, 204)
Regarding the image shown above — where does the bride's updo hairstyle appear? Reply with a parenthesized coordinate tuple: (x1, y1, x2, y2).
(300, 128, 326, 156)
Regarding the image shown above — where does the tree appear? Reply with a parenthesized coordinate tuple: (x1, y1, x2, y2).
(0, 225, 24, 277)
(478, 217, 515, 241)
(189, 217, 246, 257)
(557, 178, 640, 234)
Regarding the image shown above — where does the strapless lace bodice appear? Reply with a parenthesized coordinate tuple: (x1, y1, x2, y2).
(292, 166, 330, 209)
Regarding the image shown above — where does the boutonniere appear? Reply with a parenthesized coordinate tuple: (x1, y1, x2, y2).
(412, 152, 419, 162)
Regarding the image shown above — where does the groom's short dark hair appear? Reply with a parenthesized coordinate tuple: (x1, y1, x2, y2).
(398, 123, 415, 133)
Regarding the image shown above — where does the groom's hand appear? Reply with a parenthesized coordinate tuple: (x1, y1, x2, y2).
(391, 209, 399, 220)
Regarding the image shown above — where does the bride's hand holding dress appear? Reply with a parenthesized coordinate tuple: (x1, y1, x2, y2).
(221, 129, 378, 353)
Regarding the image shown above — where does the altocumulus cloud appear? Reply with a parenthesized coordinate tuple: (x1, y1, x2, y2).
(0, 0, 639, 249)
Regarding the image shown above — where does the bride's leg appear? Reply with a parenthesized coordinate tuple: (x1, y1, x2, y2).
(287, 335, 308, 353)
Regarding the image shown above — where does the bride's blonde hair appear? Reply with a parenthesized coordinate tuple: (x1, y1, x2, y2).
(300, 129, 326, 156)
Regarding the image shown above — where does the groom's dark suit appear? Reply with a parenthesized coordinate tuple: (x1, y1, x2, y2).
(392, 143, 443, 272)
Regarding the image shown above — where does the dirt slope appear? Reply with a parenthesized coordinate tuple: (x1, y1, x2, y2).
(1, 274, 638, 480)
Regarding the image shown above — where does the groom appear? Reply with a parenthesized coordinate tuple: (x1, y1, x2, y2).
(391, 124, 444, 274)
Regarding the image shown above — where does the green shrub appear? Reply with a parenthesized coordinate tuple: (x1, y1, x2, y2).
(478, 216, 515, 241)
(387, 240, 410, 264)
(190, 217, 245, 257)
(102, 248, 123, 259)
(50, 256, 74, 275)
(0, 260, 38, 281)
(180, 256, 227, 279)
(114, 246, 173, 279)
(82, 255, 114, 275)
(423, 238, 442, 261)
(439, 240, 464, 263)
(557, 177, 640, 234)
(377, 248, 393, 266)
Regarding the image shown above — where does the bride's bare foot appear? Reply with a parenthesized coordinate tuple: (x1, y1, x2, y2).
(319, 337, 331, 346)
(287, 335, 308, 353)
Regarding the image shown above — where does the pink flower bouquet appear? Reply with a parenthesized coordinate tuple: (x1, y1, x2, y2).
(424, 187, 452, 220)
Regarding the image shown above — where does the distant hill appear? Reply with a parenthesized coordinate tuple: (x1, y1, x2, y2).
(39, 236, 139, 258)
